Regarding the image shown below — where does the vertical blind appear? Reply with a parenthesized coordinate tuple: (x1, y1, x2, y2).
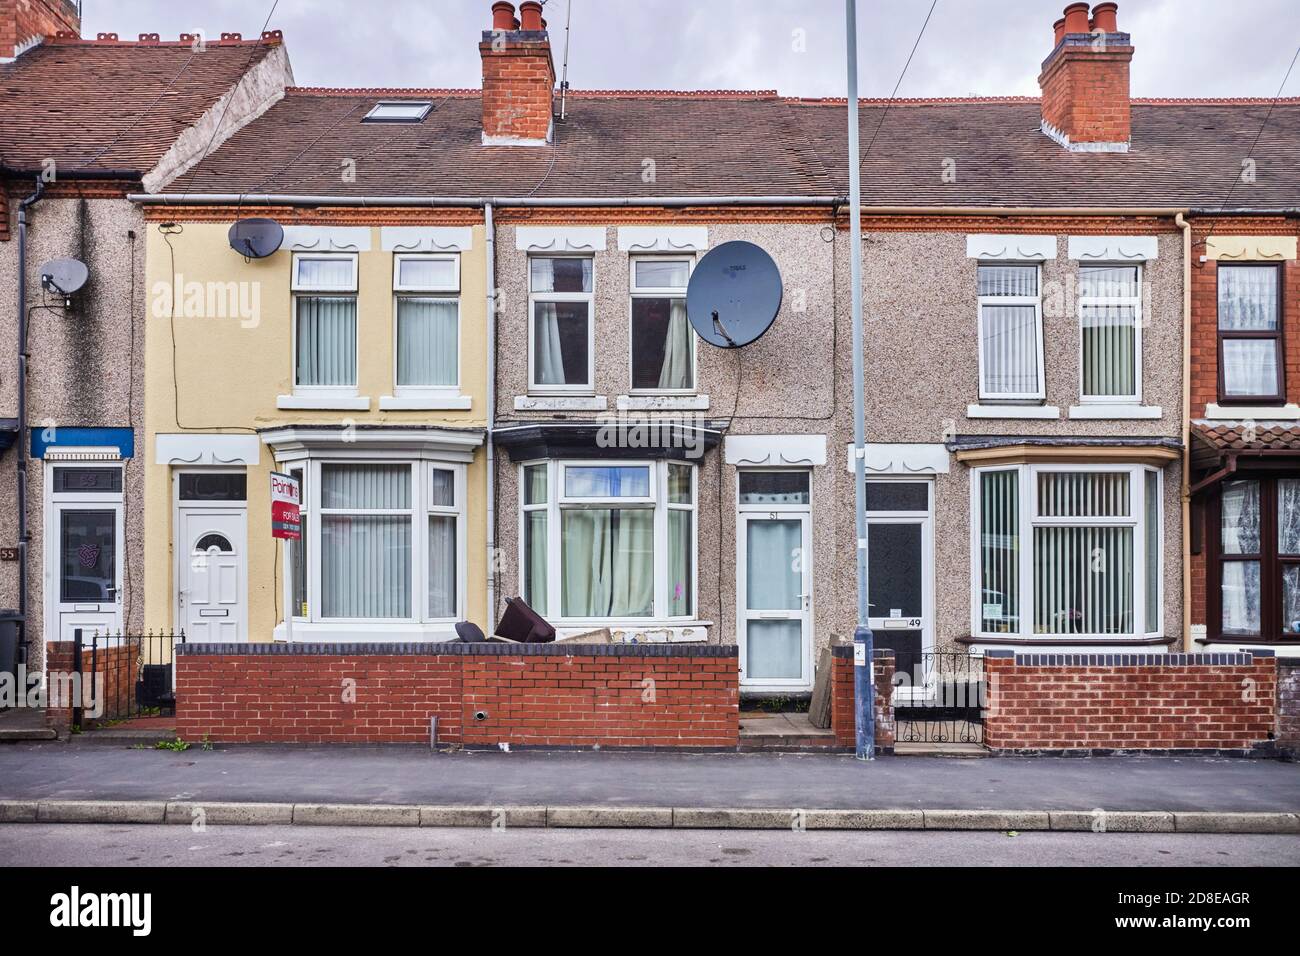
(320, 464, 411, 619)
(397, 298, 458, 387)
(978, 265, 1039, 397)
(428, 516, 456, 619)
(1081, 305, 1137, 397)
(979, 470, 1019, 633)
(296, 296, 357, 386)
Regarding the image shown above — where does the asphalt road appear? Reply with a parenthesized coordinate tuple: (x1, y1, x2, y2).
(3, 824, 1297, 867)
(4, 744, 1300, 812)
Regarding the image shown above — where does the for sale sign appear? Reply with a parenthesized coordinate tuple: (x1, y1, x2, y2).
(270, 471, 301, 540)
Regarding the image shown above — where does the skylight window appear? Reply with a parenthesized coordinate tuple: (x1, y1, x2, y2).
(364, 100, 433, 123)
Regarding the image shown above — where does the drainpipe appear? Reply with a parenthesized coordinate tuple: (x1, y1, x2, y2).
(1176, 211, 1192, 652)
(15, 177, 44, 663)
(484, 202, 497, 631)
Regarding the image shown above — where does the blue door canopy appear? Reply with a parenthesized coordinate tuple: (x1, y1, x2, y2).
(30, 427, 135, 459)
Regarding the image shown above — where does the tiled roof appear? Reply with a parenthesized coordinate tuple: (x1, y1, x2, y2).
(1192, 421, 1300, 453)
(0, 33, 283, 175)
(158, 87, 1300, 208)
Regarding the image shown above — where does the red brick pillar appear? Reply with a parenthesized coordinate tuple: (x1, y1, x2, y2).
(43, 640, 77, 738)
(831, 646, 895, 753)
(981, 651, 1013, 750)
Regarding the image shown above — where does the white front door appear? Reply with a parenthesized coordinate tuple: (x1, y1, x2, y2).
(177, 509, 248, 641)
(738, 511, 812, 690)
(47, 464, 125, 643)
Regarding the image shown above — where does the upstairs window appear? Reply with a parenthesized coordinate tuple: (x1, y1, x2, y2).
(529, 257, 593, 391)
(630, 258, 694, 392)
(1218, 264, 1282, 403)
(394, 254, 460, 391)
(977, 264, 1043, 401)
(1079, 265, 1141, 403)
(293, 254, 358, 389)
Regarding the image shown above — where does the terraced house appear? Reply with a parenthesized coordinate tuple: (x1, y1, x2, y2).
(0, 0, 291, 670)
(130, 0, 1298, 692)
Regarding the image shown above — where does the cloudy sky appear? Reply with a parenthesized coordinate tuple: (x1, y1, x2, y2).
(83, 0, 1298, 100)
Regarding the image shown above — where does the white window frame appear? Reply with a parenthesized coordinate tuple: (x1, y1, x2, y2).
(528, 255, 595, 394)
(969, 462, 1163, 641)
(364, 100, 433, 123)
(1078, 263, 1143, 404)
(291, 458, 467, 627)
(518, 459, 698, 624)
(976, 262, 1045, 402)
(291, 252, 360, 397)
(628, 255, 696, 395)
(391, 253, 462, 399)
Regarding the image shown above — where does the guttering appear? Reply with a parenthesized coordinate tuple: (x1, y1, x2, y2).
(484, 202, 497, 631)
(128, 193, 844, 207)
(3, 167, 143, 181)
(15, 178, 44, 660)
(1176, 212, 1193, 652)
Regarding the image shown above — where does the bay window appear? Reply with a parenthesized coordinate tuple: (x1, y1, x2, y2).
(977, 264, 1043, 401)
(288, 459, 465, 626)
(1079, 265, 1141, 402)
(394, 254, 459, 392)
(973, 464, 1162, 639)
(1209, 476, 1300, 641)
(1217, 264, 1282, 403)
(529, 256, 593, 391)
(630, 257, 694, 392)
(521, 460, 695, 622)
(293, 253, 358, 390)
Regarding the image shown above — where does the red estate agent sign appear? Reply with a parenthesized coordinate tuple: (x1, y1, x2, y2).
(270, 471, 301, 540)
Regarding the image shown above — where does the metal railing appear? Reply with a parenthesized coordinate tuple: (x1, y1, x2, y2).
(891, 650, 985, 745)
(72, 629, 186, 725)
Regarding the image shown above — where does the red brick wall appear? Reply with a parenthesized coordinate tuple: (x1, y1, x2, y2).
(176, 645, 739, 748)
(1038, 45, 1133, 145)
(42, 639, 137, 734)
(830, 647, 895, 753)
(984, 651, 1277, 753)
(1279, 662, 1300, 760)
(0, 0, 80, 57)
(479, 35, 554, 142)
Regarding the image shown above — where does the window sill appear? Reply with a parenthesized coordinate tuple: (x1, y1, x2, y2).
(617, 394, 710, 411)
(515, 395, 608, 412)
(552, 621, 713, 643)
(1067, 404, 1162, 420)
(1203, 402, 1300, 421)
(966, 404, 1060, 420)
(277, 394, 371, 411)
(273, 621, 459, 642)
(380, 395, 472, 411)
(1194, 637, 1300, 658)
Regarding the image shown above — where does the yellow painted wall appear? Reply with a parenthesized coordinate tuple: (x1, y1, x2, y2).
(143, 223, 489, 640)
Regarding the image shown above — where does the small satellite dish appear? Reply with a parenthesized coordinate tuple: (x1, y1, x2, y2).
(686, 240, 783, 349)
(39, 257, 90, 298)
(228, 217, 284, 259)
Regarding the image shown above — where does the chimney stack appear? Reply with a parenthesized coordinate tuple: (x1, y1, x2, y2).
(479, 1, 556, 146)
(0, 0, 80, 60)
(1038, 3, 1133, 152)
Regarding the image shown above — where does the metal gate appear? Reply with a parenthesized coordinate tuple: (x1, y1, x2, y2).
(72, 628, 186, 726)
(891, 650, 985, 745)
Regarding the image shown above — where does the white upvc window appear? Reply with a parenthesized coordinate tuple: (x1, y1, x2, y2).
(977, 263, 1044, 402)
(392, 254, 461, 395)
(290, 459, 466, 625)
(971, 463, 1163, 640)
(520, 460, 696, 622)
(529, 256, 594, 392)
(629, 257, 695, 393)
(292, 253, 359, 392)
(1079, 264, 1142, 403)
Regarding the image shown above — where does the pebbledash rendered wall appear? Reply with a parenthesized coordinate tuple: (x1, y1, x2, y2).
(982, 651, 1279, 755)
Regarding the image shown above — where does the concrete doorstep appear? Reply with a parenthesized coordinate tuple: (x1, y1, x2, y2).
(1, 799, 1297, 834)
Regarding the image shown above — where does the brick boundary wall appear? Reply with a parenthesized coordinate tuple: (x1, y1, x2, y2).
(983, 650, 1278, 755)
(43, 640, 137, 735)
(1279, 662, 1300, 761)
(830, 647, 895, 754)
(175, 642, 739, 749)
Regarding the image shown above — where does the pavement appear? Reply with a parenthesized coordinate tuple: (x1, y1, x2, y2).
(0, 743, 1297, 833)
(4, 824, 1295, 867)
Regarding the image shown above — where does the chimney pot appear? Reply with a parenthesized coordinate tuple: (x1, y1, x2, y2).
(1062, 2, 1090, 34)
(491, 1, 516, 31)
(1053, 18, 1066, 45)
(1091, 2, 1119, 33)
(519, 1, 544, 31)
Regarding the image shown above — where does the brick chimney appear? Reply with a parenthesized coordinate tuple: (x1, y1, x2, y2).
(479, 1, 555, 146)
(1038, 3, 1134, 152)
(0, 0, 80, 60)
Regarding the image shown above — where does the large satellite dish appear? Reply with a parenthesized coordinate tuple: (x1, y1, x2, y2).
(228, 217, 284, 259)
(686, 240, 783, 348)
(39, 257, 90, 297)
